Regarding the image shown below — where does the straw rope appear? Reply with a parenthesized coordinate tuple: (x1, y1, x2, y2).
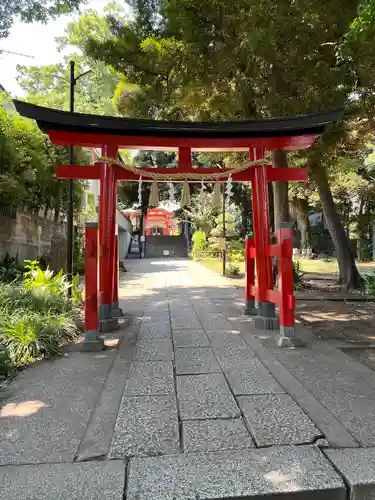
(97, 156, 265, 181)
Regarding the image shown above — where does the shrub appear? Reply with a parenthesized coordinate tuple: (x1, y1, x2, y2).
(0, 252, 25, 283)
(362, 271, 375, 296)
(227, 263, 241, 276)
(0, 261, 83, 375)
(191, 231, 207, 259)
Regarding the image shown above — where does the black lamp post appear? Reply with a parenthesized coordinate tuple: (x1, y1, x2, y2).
(67, 60, 92, 296)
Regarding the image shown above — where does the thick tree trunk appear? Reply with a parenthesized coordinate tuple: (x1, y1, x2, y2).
(272, 150, 289, 227)
(290, 197, 311, 254)
(309, 161, 361, 290)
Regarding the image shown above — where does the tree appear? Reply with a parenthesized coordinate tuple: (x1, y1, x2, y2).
(0, 0, 84, 38)
(0, 96, 87, 218)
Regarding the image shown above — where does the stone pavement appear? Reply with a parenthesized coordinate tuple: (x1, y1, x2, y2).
(2, 258, 375, 499)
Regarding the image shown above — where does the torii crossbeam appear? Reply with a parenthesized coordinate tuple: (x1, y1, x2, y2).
(14, 100, 343, 348)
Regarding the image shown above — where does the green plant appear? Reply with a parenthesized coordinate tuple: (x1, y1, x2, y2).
(292, 261, 308, 290)
(23, 260, 70, 297)
(0, 342, 11, 380)
(227, 263, 241, 276)
(362, 271, 375, 296)
(191, 231, 207, 259)
(72, 273, 83, 304)
(0, 252, 25, 283)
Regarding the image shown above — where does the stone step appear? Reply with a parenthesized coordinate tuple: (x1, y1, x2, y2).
(126, 445, 346, 500)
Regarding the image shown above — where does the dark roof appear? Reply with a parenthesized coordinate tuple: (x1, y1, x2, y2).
(13, 100, 343, 139)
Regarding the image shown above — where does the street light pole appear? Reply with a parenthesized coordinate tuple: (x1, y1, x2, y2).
(67, 60, 75, 297)
(67, 60, 93, 297)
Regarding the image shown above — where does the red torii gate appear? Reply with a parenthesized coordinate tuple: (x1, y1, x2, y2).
(13, 100, 342, 349)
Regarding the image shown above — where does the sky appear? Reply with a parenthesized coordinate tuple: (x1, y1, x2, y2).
(0, 0, 111, 96)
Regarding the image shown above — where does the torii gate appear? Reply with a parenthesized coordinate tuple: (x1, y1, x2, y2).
(13, 100, 342, 349)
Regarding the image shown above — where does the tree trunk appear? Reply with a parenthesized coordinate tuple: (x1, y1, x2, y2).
(309, 161, 361, 290)
(272, 150, 289, 227)
(290, 197, 311, 254)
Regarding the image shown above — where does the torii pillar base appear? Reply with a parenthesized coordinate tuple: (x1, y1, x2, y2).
(254, 302, 280, 331)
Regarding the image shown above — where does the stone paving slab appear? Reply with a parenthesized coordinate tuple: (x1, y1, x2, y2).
(206, 330, 256, 361)
(325, 448, 375, 499)
(177, 373, 240, 420)
(268, 342, 375, 446)
(109, 394, 179, 458)
(127, 446, 346, 500)
(0, 351, 115, 465)
(238, 394, 322, 446)
(171, 316, 203, 330)
(175, 347, 221, 374)
(172, 329, 210, 347)
(134, 338, 174, 361)
(198, 313, 234, 330)
(182, 418, 254, 453)
(125, 361, 174, 395)
(0, 461, 126, 500)
(138, 322, 171, 339)
(219, 357, 285, 395)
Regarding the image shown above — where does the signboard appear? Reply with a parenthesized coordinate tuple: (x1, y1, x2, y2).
(140, 235, 145, 242)
(219, 238, 226, 251)
(163, 250, 170, 256)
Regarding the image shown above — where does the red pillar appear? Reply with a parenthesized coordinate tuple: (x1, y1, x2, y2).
(99, 144, 118, 320)
(83, 222, 103, 350)
(244, 234, 257, 315)
(112, 232, 119, 309)
(276, 222, 295, 341)
(250, 148, 278, 328)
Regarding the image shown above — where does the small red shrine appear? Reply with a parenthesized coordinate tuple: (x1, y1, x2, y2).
(13, 100, 343, 348)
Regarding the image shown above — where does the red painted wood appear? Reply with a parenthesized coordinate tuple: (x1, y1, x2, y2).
(99, 145, 118, 310)
(178, 147, 192, 169)
(252, 161, 273, 302)
(245, 236, 255, 302)
(113, 234, 119, 306)
(85, 225, 99, 332)
(276, 226, 295, 328)
(48, 130, 318, 151)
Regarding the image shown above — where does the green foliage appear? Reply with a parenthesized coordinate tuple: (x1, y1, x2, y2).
(227, 263, 241, 276)
(292, 261, 308, 290)
(362, 271, 375, 296)
(0, 262, 82, 372)
(0, 106, 87, 215)
(0, 252, 25, 283)
(191, 230, 206, 259)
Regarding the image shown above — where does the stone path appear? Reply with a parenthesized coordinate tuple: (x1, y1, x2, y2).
(3, 258, 375, 498)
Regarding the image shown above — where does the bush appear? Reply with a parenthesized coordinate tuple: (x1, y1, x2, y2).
(362, 271, 375, 296)
(0, 261, 83, 374)
(227, 263, 241, 276)
(191, 231, 207, 259)
(0, 252, 25, 283)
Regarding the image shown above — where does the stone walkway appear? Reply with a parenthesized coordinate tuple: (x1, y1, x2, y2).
(2, 258, 375, 499)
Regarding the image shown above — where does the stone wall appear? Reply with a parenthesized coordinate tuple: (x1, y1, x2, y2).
(0, 212, 67, 268)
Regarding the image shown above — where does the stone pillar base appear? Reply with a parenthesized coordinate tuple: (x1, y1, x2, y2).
(254, 316, 280, 331)
(100, 318, 119, 333)
(278, 336, 307, 348)
(110, 306, 123, 318)
(244, 299, 258, 316)
(81, 339, 105, 352)
(99, 303, 111, 321)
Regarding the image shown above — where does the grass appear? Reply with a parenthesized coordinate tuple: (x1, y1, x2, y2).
(197, 256, 375, 279)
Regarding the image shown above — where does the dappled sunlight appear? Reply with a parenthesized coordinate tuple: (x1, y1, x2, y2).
(264, 469, 299, 490)
(0, 400, 48, 417)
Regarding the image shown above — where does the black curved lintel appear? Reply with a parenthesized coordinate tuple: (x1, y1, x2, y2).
(13, 100, 343, 139)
